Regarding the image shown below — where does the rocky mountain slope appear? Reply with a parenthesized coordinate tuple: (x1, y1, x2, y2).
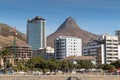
(0, 23, 26, 47)
(47, 17, 97, 48)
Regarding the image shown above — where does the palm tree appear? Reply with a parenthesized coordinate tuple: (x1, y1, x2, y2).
(0, 48, 12, 74)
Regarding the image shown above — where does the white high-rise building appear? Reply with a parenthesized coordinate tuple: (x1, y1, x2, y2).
(116, 30, 120, 44)
(54, 36, 82, 59)
(83, 40, 105, 64)
(83, 34, 120, 64)
(27, 16, 46, 50)
(102, 34, 119, 64)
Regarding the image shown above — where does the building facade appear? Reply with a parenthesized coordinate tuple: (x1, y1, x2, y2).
(0, 45, 32, 66)
(83, 34, 120, 64)
(103, 34, 120, 64)
(54, 36, 82, 60)
(32, 47, 54, 59)
(116, 30, 120, 44)
(83, 40, 105, 64)
(63, 56, 96, 65)
(27, 16, 46, 50)
(6, 45, 32, 61)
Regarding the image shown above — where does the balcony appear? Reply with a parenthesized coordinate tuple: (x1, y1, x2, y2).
(107, 58, 118, 61)
(106, 55, 118, 57)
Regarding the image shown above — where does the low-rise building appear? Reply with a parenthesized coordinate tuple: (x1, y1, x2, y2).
(0, 45, 32, 66)
(63, 56, 96, 65)
(32, 47, 54, 59)
(6, 45, 32, 61)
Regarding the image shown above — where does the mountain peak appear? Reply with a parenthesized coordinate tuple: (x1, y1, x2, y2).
(47, 17, 97, 47)
(66, 16, 74, 21)
(47, 17, 97, 48)
(56, 16, 79, 31)
(65, 16, 76, 26)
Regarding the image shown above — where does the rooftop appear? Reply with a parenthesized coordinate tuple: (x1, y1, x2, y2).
(28, 16, 45, 23)
(63, 56, 96, 61)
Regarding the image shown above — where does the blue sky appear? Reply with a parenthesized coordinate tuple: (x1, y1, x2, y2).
(0, 0, 120, 36)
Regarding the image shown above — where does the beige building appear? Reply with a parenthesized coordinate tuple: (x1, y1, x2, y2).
(0, 57, 14, 67)
(0, 45, 31, 66)
(63, 56, 96, 65)
(32, 47, 54, 59)
(6, 45, 32, 61)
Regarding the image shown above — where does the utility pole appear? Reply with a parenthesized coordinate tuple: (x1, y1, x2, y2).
(11, 27, 17, 59)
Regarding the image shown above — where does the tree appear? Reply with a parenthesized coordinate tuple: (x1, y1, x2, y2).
(0, 48, 12, 74)
(17, 61, 27, 71)
(47, 58, 57, 73)
(53, 60, 62, 71)
(37, 59, 48, 74)
(96, 64, 105, 69)
(77, 60, 94, 69)
(60, 60, 69, 72)
(6, 61, 12, 69)
(13, 60, 29, 73)
(26, 56, 43, 71)
(102, 64, 115, 72)
(67, 61, 75, 72)
(111, 59, 120, 69)
(0, 64, 2, 70)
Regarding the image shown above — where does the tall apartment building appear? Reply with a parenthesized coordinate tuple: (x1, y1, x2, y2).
(116, 30, 120, 44)
(102, 34, 120, 64)
(27, 16, 46, 50)
(54, 36, 82, 60)
(83, 40, 105, 64)
(83, 34, 120, 64)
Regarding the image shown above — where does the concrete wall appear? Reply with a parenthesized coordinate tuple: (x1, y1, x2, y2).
(0, 75, 120, 80)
